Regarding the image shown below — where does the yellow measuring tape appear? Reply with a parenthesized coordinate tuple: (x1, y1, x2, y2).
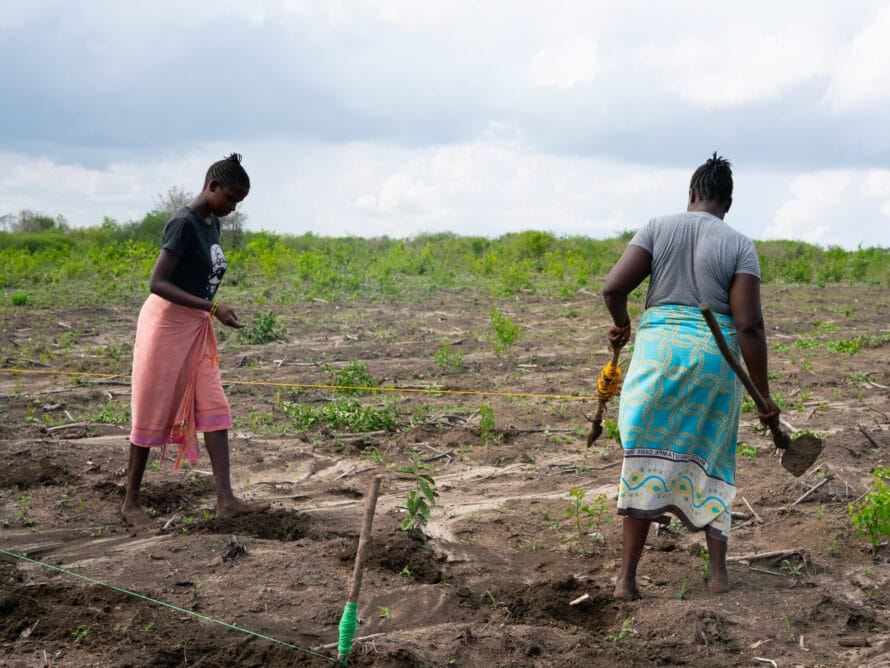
(0, 367, 598, 401)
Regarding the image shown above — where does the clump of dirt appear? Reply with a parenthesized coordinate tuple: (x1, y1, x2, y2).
(0, 453, 74, 489)
(140, 477, 216, 514)
(92, 480, 124, 500)
(358, 530, 447, 584)
(196, 509, 310, 541)
(499, 576, 614, 631)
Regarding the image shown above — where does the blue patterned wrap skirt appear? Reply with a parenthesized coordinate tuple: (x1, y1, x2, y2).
(617, 305, 743, 541)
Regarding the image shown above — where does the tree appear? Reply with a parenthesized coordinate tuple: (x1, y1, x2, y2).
(0, 210, 68, 233)
(143, 186, 246, 249)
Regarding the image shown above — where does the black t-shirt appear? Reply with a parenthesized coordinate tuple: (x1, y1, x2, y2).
(161, 207, 228, 300)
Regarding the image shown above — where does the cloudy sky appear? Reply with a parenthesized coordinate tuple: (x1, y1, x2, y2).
(2, 1, 889, 249)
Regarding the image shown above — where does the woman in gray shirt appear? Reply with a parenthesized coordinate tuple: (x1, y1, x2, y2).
(602, 153, 780, 600)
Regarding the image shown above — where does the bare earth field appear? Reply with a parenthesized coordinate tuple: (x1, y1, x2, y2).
(1, 285, 889, 667)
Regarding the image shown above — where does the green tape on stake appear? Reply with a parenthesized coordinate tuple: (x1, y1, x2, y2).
(337, 601, 359, 663)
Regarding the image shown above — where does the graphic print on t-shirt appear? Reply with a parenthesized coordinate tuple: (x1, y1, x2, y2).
(208, 244, 227, 299)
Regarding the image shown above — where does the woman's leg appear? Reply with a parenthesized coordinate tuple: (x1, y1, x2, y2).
(613, 516, 651, 600)
(204, 430, 270, 517)
(122, 443, 155, 527)
(706, 533, 730, 593)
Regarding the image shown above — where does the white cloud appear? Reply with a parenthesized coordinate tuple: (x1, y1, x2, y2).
(530, 37, 599, 89)
(824, 5, 890, 112)
(638, 23, 829, 107)
(764, 170, 890, 247)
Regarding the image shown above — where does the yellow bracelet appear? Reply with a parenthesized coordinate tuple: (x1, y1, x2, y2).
(209, 301, 219, 317)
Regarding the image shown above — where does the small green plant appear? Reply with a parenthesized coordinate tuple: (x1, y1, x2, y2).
(11, 293, 30, 306)
(562, 488, 611, 555)
(362, 446, 385, 464)
(736, 443, 759, 458)
(434, 341, 463, 374)
(780, 558, 805, 581)
(678, 578, 688, 601)
(144, 621, 155, 631)
(479, 404, 501, 446)
(191, 579, 205, 604)
(791, 428, 822, 441)
(323, 360, 379, 395)
(399, 565, 412, 578)
(92, 399, 131, 424)
(783, 614, 796, 642)
(603, 417, 622, 444)
(520, 537, 541, 552)
(485, 591, 498, 608)
(662, 517, 684, 536)
(15, 495, 37, 527)
(607, 616, 635, 643)
(489, 307, 520, 354)
(699, 548, 711, 580)
(849, 468, 890, 547)
(827, 533, 840, 556)
(238, 310, 285, 344)
(71, 625, 92, 643)
(390, 452, 438, 536)
(378, 606, 391, 620)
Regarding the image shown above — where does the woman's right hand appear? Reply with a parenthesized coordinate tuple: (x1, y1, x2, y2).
(758, 395, 781, 429)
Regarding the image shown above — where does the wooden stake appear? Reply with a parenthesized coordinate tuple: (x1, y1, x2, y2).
(348, 475, 383, 604)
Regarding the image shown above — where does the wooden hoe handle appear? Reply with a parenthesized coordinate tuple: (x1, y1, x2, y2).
(699, 304, 789, 449)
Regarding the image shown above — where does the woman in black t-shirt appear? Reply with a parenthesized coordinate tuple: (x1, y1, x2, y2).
(123, 154, 270, 528)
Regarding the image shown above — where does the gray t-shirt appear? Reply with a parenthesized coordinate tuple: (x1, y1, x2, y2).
(630, 211, 760, 316)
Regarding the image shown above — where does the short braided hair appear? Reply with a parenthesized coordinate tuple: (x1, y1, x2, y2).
(204, 153, 250, 191)
(689, 152, 732, 205)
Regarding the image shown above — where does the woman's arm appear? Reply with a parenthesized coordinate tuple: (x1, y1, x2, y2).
(728, 272, 779, 426)
(149, 249, 243, 328)
(602, 244, 652, 348)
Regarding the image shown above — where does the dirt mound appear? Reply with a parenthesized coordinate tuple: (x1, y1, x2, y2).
(0, 452, 74, 489)
(195, 508, 310, 541)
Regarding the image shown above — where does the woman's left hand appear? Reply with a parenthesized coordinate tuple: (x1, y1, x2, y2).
(215, 303, 244, 328)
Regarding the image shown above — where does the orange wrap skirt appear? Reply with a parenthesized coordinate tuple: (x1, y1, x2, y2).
(129, 294, 232, 469)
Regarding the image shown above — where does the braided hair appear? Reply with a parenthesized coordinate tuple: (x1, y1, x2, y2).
(204, 153, 250, 192)
(689, 152, 732, 205)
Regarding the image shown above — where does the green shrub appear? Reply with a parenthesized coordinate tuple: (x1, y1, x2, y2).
(323, 360, 378, 395)
(434, 341, 463, 374)
(282, 398, 401, 432)
(489, 307, 520, 354)
(849, 468, 890, 546)
(238, 311, 285, 344)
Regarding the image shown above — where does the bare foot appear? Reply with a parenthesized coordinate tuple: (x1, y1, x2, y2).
(217, 500, 271, 519)
(708, 568, 730, 594)
(612, 580, 640, 601)
(122, 505, 156, 529)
